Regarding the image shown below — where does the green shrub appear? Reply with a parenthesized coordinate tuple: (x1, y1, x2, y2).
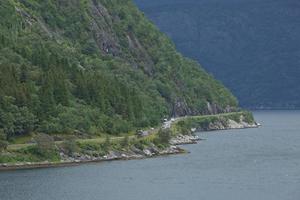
(121, 135, 130, 148)
(62, 136, 79, 156)
(133, 140, 145, 150)
(102, 136, 111, 152)
(34, 133, 56, 156)
(79, 142, 100, 152)
(156, 128, 172, 144)
(20, 145, 60, 162)
(0, 131, 8, 152)
(0, 140, 8, 152)
(242, 111, 255, 123)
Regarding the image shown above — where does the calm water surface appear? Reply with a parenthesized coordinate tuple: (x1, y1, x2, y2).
(1, 111, 300, 200)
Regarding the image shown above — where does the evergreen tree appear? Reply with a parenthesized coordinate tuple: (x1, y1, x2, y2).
(39, 74, 56, 118)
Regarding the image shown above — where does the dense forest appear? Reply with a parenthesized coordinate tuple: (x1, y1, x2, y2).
(135, 0, 300, 109)
(0, 0, 238, 142)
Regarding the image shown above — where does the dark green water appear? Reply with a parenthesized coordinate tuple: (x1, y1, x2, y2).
(1, 111, 300, 200)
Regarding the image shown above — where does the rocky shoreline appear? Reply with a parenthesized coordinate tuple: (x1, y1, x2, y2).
(170, 134, 202, 145)
(0, 135, 200, 171)
(0, 117, 260, 171)
(205, 119, 260, 131)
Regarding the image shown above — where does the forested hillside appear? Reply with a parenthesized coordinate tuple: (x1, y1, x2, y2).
(135, 0, 300, 109)
(0, 0, 237, 141)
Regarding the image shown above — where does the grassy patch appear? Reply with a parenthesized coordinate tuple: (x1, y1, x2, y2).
(0, 146, 60, 164)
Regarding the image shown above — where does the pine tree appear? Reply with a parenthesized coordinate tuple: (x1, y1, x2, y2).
(39, 73, 56, 118)
(20, 64, 28, 83)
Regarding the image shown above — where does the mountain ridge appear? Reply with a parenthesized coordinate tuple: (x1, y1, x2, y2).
(0, 0, 237, 140)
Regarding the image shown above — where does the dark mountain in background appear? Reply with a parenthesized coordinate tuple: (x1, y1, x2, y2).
(134, 0, 300, 109)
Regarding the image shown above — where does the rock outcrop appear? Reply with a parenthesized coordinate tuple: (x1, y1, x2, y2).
(170, 134, 201, 145)
(205, 119, 257, 130)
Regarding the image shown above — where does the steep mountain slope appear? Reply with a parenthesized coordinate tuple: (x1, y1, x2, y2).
(0, 0, 237, 139)
(134, 0, 300, 109)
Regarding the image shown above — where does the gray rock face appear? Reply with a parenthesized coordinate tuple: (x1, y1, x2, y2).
(90, 1, 121, 56)
(170, 134, 201, 145)
(207, 119, 258, 131)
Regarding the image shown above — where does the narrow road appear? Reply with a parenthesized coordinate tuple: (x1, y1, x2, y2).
(7, 112, 244, 151)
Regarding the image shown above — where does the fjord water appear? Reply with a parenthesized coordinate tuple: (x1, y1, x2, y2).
(1, 111, 300, 200)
